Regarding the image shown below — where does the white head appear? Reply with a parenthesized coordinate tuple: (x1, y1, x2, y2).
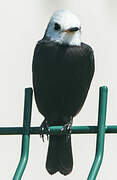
(44, 10, 81, 46)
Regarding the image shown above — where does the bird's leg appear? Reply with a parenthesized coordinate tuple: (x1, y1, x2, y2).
(61, 116, 73, 139)
(40, 119, 50, 142)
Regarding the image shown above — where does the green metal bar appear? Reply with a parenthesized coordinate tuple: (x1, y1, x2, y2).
(87, 86, 108, 180)
(0, 86, 112, 179)
(1, 125, 117, 135)
(13, 135, 30, 180)
(13, 88, 33, 180)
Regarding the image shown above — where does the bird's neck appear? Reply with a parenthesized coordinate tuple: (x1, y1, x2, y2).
(63, 32, 81, 46)
(46, 32, 81, 46)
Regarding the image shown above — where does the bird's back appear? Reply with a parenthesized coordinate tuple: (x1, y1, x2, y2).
(32, 39, 95, 121)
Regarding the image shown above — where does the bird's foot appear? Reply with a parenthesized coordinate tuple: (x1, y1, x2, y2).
(61, 117, 73, 139)
(40, 119, 50, 142)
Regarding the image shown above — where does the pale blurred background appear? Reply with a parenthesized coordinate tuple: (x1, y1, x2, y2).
(0, 0, 117, 179)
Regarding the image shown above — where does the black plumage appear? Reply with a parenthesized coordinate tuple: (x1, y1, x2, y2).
(32, 38, 95, 175)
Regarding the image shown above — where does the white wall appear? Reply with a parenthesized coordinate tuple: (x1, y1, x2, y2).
(0, 0, 117, 179)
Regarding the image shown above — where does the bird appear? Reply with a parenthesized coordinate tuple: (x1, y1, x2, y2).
(32, 9, 95, 176)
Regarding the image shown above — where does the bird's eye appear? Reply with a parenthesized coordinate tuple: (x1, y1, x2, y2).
(54, 23, 61, 31)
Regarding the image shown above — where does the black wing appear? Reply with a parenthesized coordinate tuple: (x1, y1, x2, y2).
(32, 40, 95, 118)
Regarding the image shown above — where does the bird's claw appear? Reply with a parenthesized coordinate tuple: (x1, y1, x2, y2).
(61, 123, 72, 133)
(40, 119, 50, 142)
(61, 117, 73, 139)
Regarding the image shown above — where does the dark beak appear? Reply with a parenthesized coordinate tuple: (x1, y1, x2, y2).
(64, 27, 81, 33)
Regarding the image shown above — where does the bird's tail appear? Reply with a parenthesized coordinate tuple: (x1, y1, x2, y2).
(46, 134, 73, 175)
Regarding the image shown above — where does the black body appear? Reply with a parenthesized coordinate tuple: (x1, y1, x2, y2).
(32, 39, 95, 175)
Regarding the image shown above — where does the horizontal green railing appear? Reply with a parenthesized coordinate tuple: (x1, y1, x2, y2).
(0, 86, 116, 180)
(1, 125, 117, 135)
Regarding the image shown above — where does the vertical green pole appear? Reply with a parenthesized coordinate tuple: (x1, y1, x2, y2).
(87, 86, 108, 180)
(13, 88, 33, 180)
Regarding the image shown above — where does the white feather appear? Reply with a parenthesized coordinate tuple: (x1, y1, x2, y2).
(45, 10, 81, 46)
